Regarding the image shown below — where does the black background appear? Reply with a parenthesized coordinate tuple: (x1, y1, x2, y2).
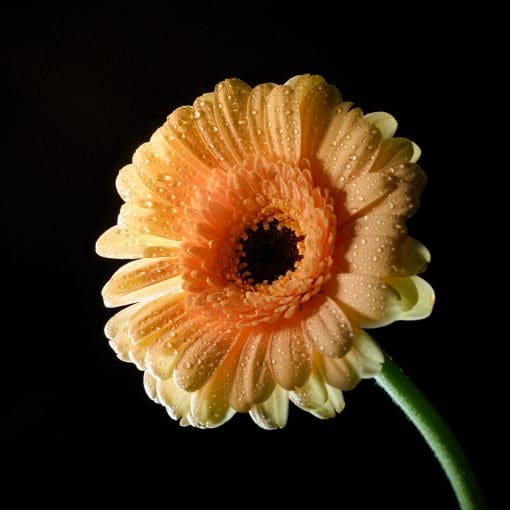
(5, 3, 492, 507)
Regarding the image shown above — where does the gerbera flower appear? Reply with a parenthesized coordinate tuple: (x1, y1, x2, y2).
(96, 74, 434, 429)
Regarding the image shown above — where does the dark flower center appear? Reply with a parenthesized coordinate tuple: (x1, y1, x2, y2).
(239, 220, 303, 285)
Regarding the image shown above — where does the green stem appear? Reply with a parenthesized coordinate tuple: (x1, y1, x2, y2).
(376, 355, 486, 510)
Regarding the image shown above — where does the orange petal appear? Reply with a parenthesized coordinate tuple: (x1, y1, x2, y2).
(247, 83, 275, 157)
(192, 94, 237, 169)
(173, 327, 241, 392)
(317, 104, 381, 184)
(144, 313, 201, 379)
(339, 172, 396, 222)
(268, 321, 312, 389)
(286, 74, 341, 162)
(315, 328, 383, 389)
(338, 162, 426, 227)
(128, 292, 185, 343)
(301, 295, 354, 357)
(314, 346, 361, 390)
(328, 272, 433, 328)
(326, 274, 395, 327)
(369, 163, 427, 218)
(96, 226, 180, 259)
(145, 336, 181, 379)
(188, 337, 244, 428)
(101, 258, 182, 307)
(213, 78, 254, 162)
(230, 330, 275, 412)
(339, 213, 407, 240)
(163, 105, 221, 171)
(338, 234, 405, 278)
(264, 85, 301, 165)
(118, 201, 186, 240)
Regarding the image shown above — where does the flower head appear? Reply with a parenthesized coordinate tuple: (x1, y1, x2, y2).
(96, 75, 434, 429)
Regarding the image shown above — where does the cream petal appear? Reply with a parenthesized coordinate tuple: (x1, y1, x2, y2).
(289, 366, 330, 416)
(264, 85, 301, 165)
(352, 330, 384, 377)
(102, 258, 182, 308)
(398, 237, 430, 275)
(249, 385, 289, 430)
(317, 104, 381, 183)
(156, 377, 191, 420)
(96, 226, 180, 259)
(104, 303, 143, 362)
(128, 338, 152, 370)
(372, 137, 422, 170)
(247, 83, 275, 158)
(268, 322, 312, 390)
(143, 372, 159, 403)
(326, 384, 345, 413)
(230, 331, 275, 412)
(409, 142, 421, 163)
(110, 329, 131, 362)
(188, 337, 244, 428)
(286, 74, 341, 162)
(384, 276, 435, 321)
(301, 295, 354, 357)
(299, 383, 345, 420)
(179, 414, 192, 427)
(364, 112, 398, 140)
(173, 328, 240, 392)
(104, 303, 142, 340)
